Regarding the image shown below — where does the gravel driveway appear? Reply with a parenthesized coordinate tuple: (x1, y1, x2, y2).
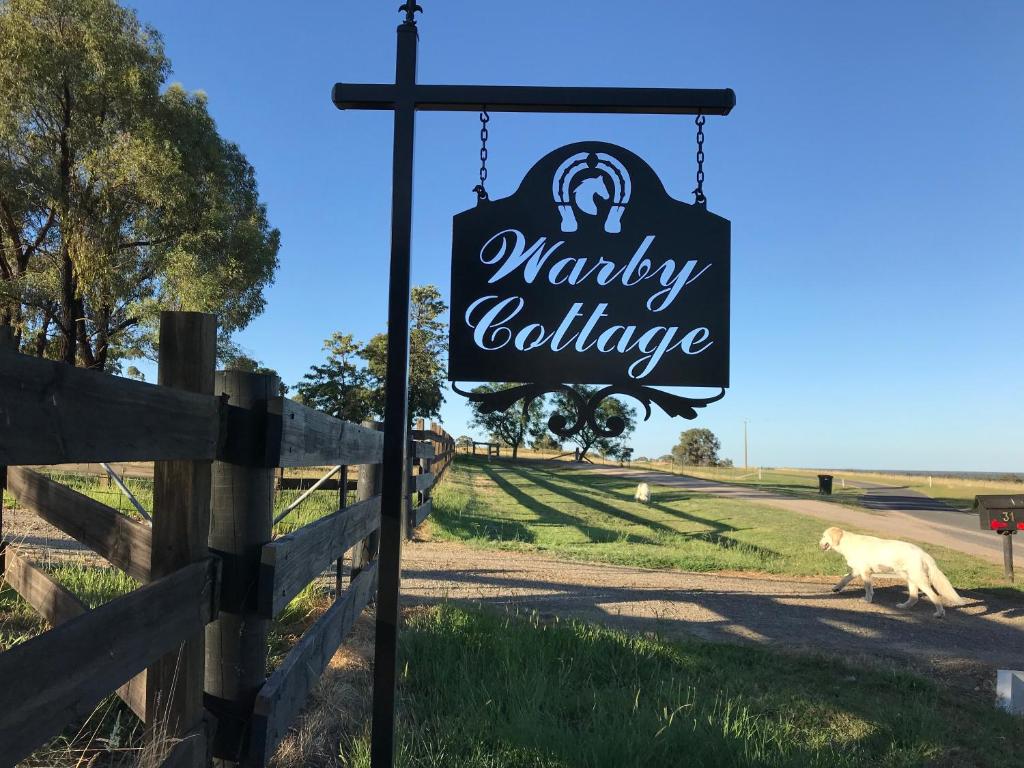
(402, 540, 1024, 688)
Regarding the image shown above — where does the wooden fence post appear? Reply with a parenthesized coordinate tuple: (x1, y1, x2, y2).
(0, 326, 13, 575)
(429, 421, 440, 476)
(147, 312, 217, 766)
(335, 464, 348, 597)
(206, 370, 278, 765)
(351, 420, 383, 579)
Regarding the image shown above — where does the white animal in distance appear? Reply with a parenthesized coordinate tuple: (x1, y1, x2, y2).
(819, 527, 967, 618)
(634, 482, 651, 505)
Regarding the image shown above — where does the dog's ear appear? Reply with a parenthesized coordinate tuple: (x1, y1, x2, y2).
(828, 528, 844, 548)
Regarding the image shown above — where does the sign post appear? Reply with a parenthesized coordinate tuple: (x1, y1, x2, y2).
(974, 495, 1021, 582)
(332, 4, 734, 765)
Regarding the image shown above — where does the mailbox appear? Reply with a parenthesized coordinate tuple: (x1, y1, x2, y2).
(974, 495, 1024, 533)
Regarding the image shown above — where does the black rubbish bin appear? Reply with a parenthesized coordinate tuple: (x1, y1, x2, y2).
(818, 474, 834, 495)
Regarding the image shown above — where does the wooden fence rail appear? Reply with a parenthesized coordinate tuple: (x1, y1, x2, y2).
(259, 496, 381, 618)
(1, 546, 148, 720)
(250, 562, 380, 765)
(0, 349, 221, 466)
(0, 312, 456, 768)
(7, 466, 152, 582)
(0, 558, 219, 766)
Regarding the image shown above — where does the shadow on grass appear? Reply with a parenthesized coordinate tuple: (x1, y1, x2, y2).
(402, 566, 1024, 676)
(478, 464, 654, 545)
(434, 508, 539, 545)
(505, 463, 785, 561)
(389, 602, 1003, 768)
(504, 464, 680, 537)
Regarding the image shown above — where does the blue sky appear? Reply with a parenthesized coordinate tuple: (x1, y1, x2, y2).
(129, 0, 1024, 471)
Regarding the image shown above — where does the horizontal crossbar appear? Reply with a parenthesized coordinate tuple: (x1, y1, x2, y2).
(332, 83, 735, 116)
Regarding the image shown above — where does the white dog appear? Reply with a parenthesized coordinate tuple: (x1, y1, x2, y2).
(819, 527, 967, 617)
(634, 482, 651, 505)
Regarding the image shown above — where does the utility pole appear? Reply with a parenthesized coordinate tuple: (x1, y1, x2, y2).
(743, 419, 749, 469)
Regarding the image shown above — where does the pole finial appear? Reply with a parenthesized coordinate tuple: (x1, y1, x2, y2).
(399, 1, 422, 25)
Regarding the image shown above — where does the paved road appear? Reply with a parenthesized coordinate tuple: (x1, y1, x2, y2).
(574, 464, 1007, 565)
(841, 476, 1003, 554)
(849, 478, 958, 513)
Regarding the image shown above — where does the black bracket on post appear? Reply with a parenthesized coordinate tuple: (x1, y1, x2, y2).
(452, 382, 725, 439)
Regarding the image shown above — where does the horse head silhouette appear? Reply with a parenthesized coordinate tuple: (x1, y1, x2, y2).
(553, 151, 631, 233)
(572, 176, 611, 216)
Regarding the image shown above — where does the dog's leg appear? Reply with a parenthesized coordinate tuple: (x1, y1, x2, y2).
(860, 572, 874, 603)
(896, 581, 919, 609)
(831, 571, 854, 593)
(917, 579, 945, 618)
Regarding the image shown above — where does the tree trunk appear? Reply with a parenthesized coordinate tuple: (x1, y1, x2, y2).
(76, 303, 98, 370)
(32, 313, 51, 357)
(57, 81, 75, 365)
(578, 437, 595, 462)
(59, 243, 76, 365)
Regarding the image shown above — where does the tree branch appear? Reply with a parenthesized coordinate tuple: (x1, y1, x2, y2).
(23, 208, 56, 265)
(116, 233, 179, 251)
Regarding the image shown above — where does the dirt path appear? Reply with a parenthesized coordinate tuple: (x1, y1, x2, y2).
(402, 540, 1023, 680)
(574, 463, 1005, 564)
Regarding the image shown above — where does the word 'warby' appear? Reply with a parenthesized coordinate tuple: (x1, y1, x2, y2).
(480, 229, 711, 313)
(449, 141, 730, 388)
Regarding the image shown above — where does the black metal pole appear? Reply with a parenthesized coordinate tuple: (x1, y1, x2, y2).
(370, 10, 418, 768)
(1004, 533, 1015, 583)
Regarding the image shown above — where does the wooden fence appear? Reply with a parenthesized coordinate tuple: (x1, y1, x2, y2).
(0, 311, 454, 768)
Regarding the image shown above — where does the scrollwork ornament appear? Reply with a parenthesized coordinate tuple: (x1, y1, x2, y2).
(451, 383, 726, 440)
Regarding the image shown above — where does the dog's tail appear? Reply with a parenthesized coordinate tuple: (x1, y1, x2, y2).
(924, 554, 968, 606)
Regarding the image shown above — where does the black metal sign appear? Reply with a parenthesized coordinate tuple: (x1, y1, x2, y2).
(333, 3, 735, 764)
(450, 141, 730, 432)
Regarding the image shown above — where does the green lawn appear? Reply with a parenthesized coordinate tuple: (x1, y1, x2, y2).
(430, 457, 1021, 596)
(340, 604, 1023, 768)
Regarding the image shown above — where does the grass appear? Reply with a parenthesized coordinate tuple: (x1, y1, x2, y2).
(513, 447, 1023, 512)
(0, 555, 335, 765)
(430, 457, 1021, 596)
(340, 603, 1023, 768)
(0, 467, 350, 764)
(2, 467, 346, 536)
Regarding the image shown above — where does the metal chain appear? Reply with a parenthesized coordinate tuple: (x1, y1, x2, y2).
(474, 108, 490, 201)
(693, 112, 707, 209)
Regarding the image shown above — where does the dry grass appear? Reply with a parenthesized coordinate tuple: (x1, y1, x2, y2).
(270, 612, 376, 768)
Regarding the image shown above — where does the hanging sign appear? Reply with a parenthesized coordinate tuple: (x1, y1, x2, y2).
(448, 141, 730, 390)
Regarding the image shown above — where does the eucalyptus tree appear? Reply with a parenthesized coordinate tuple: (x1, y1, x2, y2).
(0, 0, 279, 368)
(362, 285, 448, 423)
(549, 386, 637, 461)
(295, 286, 448, 425)
(467, 384, 547, 460)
